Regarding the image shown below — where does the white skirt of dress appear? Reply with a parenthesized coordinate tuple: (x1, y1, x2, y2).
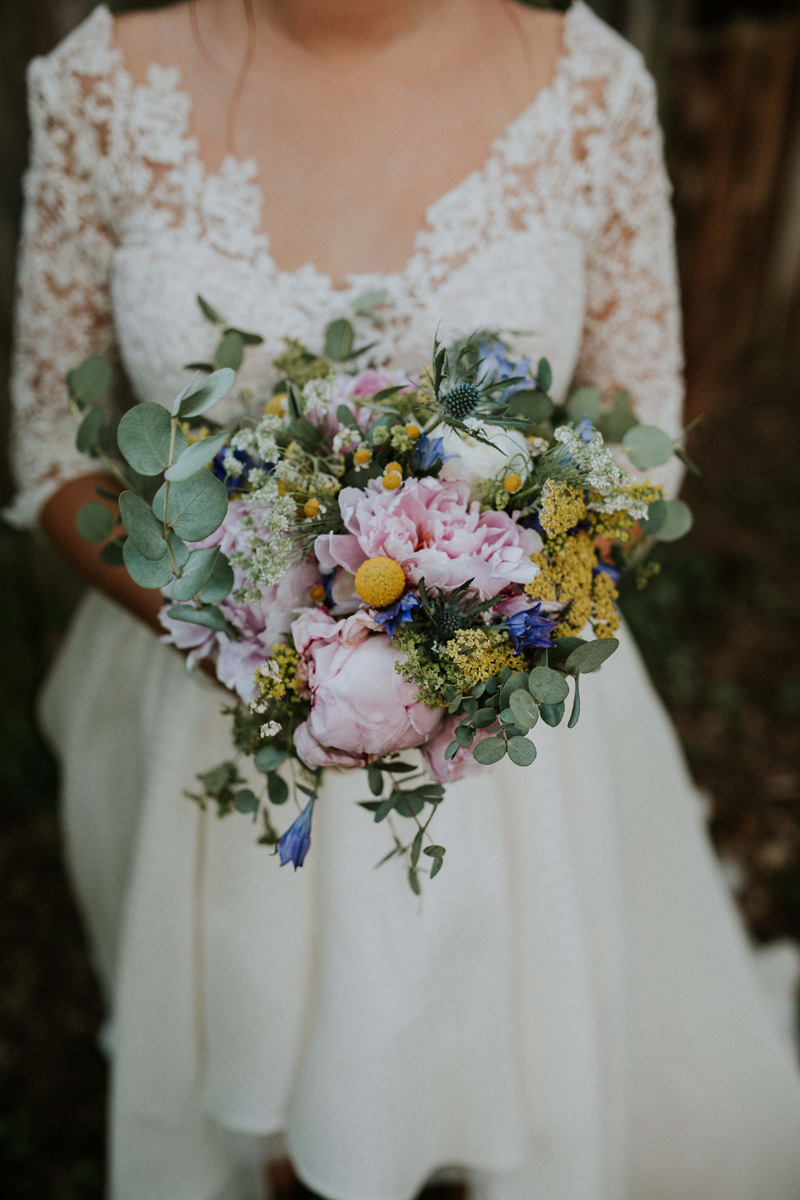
(39, 590, 800, 1200)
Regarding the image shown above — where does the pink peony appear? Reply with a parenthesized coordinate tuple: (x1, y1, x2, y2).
(315, 476, 541, 600)
(291, 609, 446, 769)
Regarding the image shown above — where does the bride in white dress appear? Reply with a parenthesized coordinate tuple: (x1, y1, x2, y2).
(8, 1, 800, 1198)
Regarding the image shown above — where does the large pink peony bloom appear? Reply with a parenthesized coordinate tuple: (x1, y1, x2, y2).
(315, 476, 541, 600)
(291, 609, 446, 769)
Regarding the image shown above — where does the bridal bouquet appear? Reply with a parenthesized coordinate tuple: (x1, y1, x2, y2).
(68, 299, 693, 889)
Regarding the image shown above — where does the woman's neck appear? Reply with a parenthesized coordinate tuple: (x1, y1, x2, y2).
(251, 0, 484, 54)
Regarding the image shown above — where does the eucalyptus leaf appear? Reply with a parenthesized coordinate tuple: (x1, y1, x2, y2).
(473, 708, 498, 729)
(215, 329, 244, 371)
(152, 470, 228, 541)
(75, 503, 114, 543)
(423, 845, 446, 858)
(411, 829, 423, 867)
(473, 737, 506, 765)
(408, 867, 421, 895)
(174, 368, 236, 418)
(99, 541, 125, 567)
(641, 499, 667, 537)
(200, 552, 234, 604)
(506, 389, 554, 424)
(528, 665, 570, 704)
(507, 736, 537, 766)
(119, 491, 168, 561)
(353, 288, 388, 315)
(166, 604, 229, 633)
(254, 746, 290, 773)
(444, 741, 460, 761)
(367, 766, 383, 796)
(197, 295, 223, 324)
(225, 326, 263, 346)
(170, 547, 220, 602)
(568, 674, 581, 729)
(540, 701, 565, 727)
(623, 424, 675, 470)
(651, 498, 693, 542)
(325, 318, 355, 361)
(430, 857, 443, 880)
(509, 689, 539, 730)
(267, 773, 289, 805)
(233, 788, 259, 814)
(75, 406, 106, 453)
(536, 357, 553, 392)
(566, 386, 601, 424)
(67, 355, 112, 409)
(118, 403, 187, 476)
(123, 537, 174, 588)
(565, 637, 619, 674)
(165, 432, 228, 481)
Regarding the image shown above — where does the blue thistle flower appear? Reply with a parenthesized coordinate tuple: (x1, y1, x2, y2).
(503, 602, 558, 653)
(373, 593, 421, 637)
(274, 798, 315, 870)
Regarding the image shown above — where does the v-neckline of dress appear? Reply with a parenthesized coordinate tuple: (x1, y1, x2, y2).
(98, 0, 582, 294)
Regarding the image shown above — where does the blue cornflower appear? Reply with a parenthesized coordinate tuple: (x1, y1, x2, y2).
(212, 445, 261, 494)
(503, 602, 558, 653)
(593, 561, 622, 587)
(574, 417, 597, 444)
(414, 432, 453, 472)
(373, 593, 421, 638)
(274, 797, 315, 870)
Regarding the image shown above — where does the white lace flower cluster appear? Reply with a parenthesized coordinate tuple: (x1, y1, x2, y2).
(553, 425, 650, 519)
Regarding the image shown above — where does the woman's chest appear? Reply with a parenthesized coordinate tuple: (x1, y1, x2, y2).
(109, 219, 589, 416)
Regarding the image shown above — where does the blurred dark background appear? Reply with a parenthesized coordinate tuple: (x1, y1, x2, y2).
(2, 1, 800, 1197)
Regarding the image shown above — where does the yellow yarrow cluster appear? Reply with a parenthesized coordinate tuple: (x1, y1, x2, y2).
(442, 628, 517, 691)
(540, 482, 588, 538)
(255, 643, 302, 702)
(354, 556, 406, 608)
(525, 530, 620, 638)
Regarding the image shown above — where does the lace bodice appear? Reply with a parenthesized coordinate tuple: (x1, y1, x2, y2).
(8, 0, 684, 528)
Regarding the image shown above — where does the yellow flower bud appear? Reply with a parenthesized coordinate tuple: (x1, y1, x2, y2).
(404, 424, 421, 441)
(383, 471, 402, 491)
(504, 474, 523, 494)
(385, 461, 403, 475)
(353, 447, 372, 467)
(304, 498, 321, 519)
(354, 557, 406, 608)
(309, 584, 326, 605)
(264, 392, 288, 416)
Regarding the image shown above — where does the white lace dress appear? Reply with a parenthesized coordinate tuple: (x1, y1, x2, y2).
(9, 5, 800, 1200)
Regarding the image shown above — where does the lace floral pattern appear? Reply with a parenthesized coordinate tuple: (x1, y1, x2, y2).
(8, 0, 684, 527)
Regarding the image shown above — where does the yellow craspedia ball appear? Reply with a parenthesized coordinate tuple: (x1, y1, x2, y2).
(264, 392, 287, 416)
(385, 461, 403, 475)
(354, 557, 406, 608)
(353, 447, 371, 467)
(404, 424, 421, 440)
(383, 470, 402, 491)
(304, 497, 321, 518)
(309, 584, 326, 605)
(504, 473, 523, 494)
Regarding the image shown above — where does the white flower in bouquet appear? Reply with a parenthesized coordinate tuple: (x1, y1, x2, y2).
(437, 420, 529, 487)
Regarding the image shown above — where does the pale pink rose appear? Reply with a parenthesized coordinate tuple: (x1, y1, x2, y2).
(422, 714, 491, 784)
(315, 476, 541, 600)
(291, 609, 445, 768)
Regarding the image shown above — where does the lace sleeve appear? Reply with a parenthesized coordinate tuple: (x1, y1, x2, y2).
(576, 58, 685, 498)
(6, 50, 119, 529)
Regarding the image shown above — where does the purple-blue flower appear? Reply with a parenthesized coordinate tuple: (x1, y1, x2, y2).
(274, 797, 315, 870)
(414, 432, 452, 472)
(574, 417, 597, 444)
(373, 593, 421, 637)
(503, 602, 558, 653)
(212, 445, 261, 494)
(593, 561, 621, 586)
